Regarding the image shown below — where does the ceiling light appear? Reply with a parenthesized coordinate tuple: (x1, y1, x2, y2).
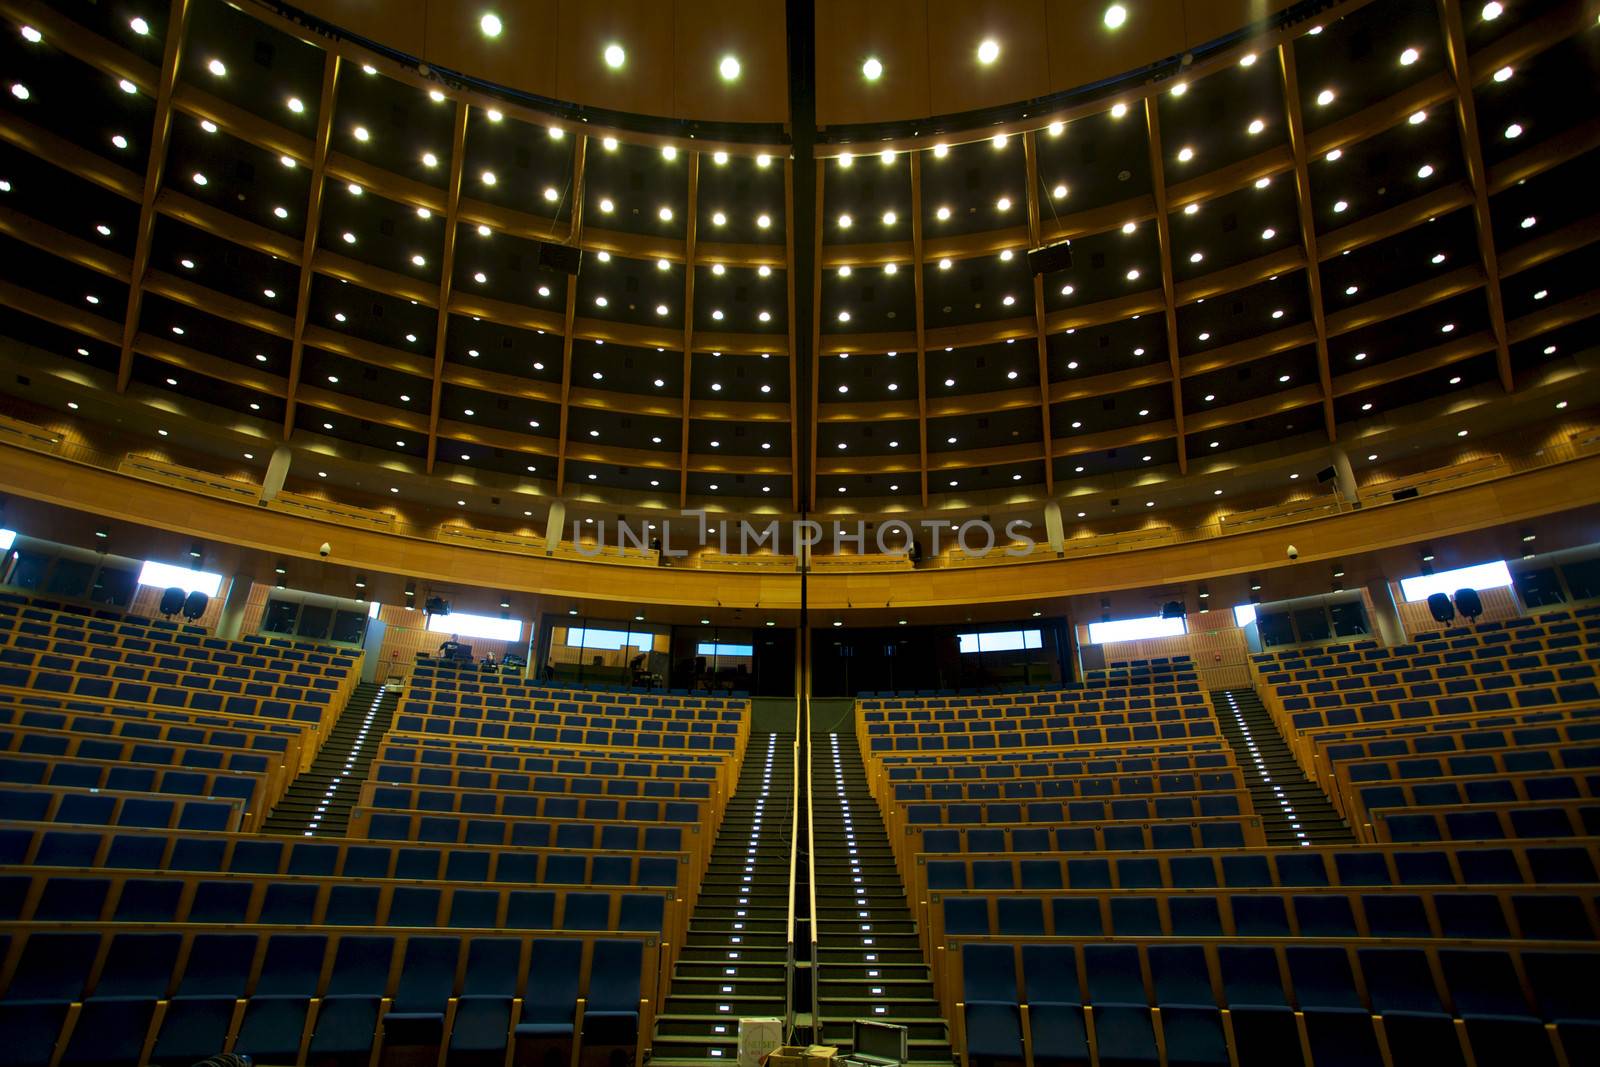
(1326, 148, 1342, 162)
(712, 263, 726, 275)
(1255, 176, 1271, 189)
(207, 58, 226, 77)
(1111, 102, 1128, 119)
(1333, 199, 1349, 213)
(1457, 429, 1469, 437)
(422, 151, 438, 167)
(112, 134, 129, 149)
(838, 152, 854, 169)
(1482, 1, 1502, 19)
(129, 16, 150, 34)
(1104, 4, 1128, 28)
(199, 119, 215, 131)
(411, 254, 425, 266)
(1261, 227, 1276, 240)
(480, 11, 503, 36)
(1521, 216, 1536, 229)
(863, 57, 883, 80)
(1316, 88, 1335, 106)
(1125, 268, 1140, 281)
(977, 39, 1000, 64)
(1400, 47, 1420, 66)
(712, 211, 727, 226)
(1248, 118, 1265, 135)
(932, 143, 949, 158)
(1504, 122, 1523, 139)
(996, 196, 1011, 210)
(1494, 65, 1513, 82)
(1177, 146, 1194, 162)
(880, 149, 896, 164)
(192, 172, 207, 185)
(603, 43, 625, 68)
(720, 55, 741, 81)
(1061, 285, 1075, 296)
(1409, 110, 1427, 125)
(659, 206, 673, 221)
(939, 257, 952, 269)
(353, 125, 369, 141)
(429, 89, 446, 103)
(1170, 82, 1188, 96)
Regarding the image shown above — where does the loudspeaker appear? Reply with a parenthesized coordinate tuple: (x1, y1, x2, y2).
(1392, 487, 1420, 501)
(538, 242, 583, 275)
(424, 596, 450, 616)
(1316, 466, 1337, 483)
(1454, 587, 1484, 621)
(159, 587, 185, 618)
(1027, 239, 1073, 276)
(182, 590, 209, 621)
(1161, 600, 1185, 619)
(1426, 592, 1456, 624)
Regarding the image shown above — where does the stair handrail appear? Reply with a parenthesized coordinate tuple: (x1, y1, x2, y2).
(806, 699, 819, 1040)
(784, 696, 802, 1038)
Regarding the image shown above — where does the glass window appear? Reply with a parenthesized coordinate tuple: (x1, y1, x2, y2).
(697, 642, 755, 657)
(1293, 608, 1331, 643)
(1398, 560, 1512, 602)
(0, 529, 14, 551)
(90, 566, 137, 606)
(426, 612, 522, 642)
(1233, 604, 1258, 627)
(331, 610, 367, 644)
(137, 560, 224, 597)
(1517, 566, 1567, 608)
(1085, 616, 1184, 645)
(9, 549, 49, 589)
(263, 599, 298, 633)
(46, 558, 93, 598)
(1329, 601, 1369, 637)
(1258, 611, 1296, 647)
(297, 604, 332, 639)
(1559, 559, 1600, 602)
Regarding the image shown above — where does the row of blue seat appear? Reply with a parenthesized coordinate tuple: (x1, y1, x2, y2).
(0, 644, 344, 691)
(366, 786, 702, 823)
(0, 929, 646, 1067)
(864, 707, 1215, 733)
(372, 761, 716, 797)
(391, 713, 741, 750)
(902, 794, 1248, 826)
(1, 784, 240, 831)
(0, 824, 684, 887)
(916, 841, 1600, 894)
(957, 940, 1596, 1067)
(936, 888, 1600, 942)
(892, 768, 1245, 800)
(357, 809, 694, 855)
(863, 696, 1210, 722)
(884, 749, 1233, 781)
(378, 738, 726, 772)
(868, 720, 1221, 753)
(1, 873, 668, 933)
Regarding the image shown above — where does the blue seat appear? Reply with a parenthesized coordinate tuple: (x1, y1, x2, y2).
(450, 939, 520, 1066)
(1150, 945, 1229, 1067)
(0, 932, 103, 1067)
(1359, 947, 1463, 1067)
(382, 937, 461, 1051)
(308, 935, 393, 1065)
(1084, 944, 1158, 1066)
(514, 938, 582, 1045)
(962, 943, 1022, 1065)
(153, 934, 258, 1065)
(584, 940, 643, 1053)
(236, 934, 328, 1063)
(1219, 946, 1302, 1067)
(61, 932, 181, 1066)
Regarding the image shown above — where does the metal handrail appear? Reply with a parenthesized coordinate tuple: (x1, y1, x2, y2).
(805, 694, 819, 1042)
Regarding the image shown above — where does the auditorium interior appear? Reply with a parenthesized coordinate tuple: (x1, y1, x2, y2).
(2, 0, 1600, 1065)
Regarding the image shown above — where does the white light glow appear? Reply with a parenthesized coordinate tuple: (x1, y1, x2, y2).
(1088, 615, 1186, 645)
(1399, 560, 1513, 602)
(138, 560, 224, 597)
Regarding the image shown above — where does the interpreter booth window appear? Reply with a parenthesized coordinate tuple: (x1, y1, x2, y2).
(669, 629, 761, 694)
(1519, 565, 1569, 607)
(542, 620, 670, 689)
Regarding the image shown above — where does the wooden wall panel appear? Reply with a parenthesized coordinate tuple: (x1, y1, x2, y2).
(556, 0, 677, 119)
(813, 0, 933, 126)
(372, 602, 526, 683)
(1394, 582, 1523, 635)
(128, 578, 226, 630)
(926, 0, 1052, 116)
(292, 0, 428, 58)
(671, 0, 790, 124)
(409, 0, 561, 101)
(1079, 612, 1252, 690)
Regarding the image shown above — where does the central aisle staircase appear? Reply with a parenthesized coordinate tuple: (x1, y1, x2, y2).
(814, 730, 955, 1064)
(1212, 686, 1354, 846)
(261, 681, 398, 837)
(652, 731, 794, 1064)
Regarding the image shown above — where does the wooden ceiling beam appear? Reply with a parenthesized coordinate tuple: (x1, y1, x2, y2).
(911, 152, 930, 510)
(1141, 98, 1189, 474)
(676, 153, 700, 508)
(1022, 131, 1057, 493)
(423, 102, 469, 473)
(1437, 0, 1513, 393)
(115, 0, 190, 395)
(785, 158, 802, 513)
(1277, 42, 1339, 442)
(282, 52, 339, 440)
(808, 159, 824, 511)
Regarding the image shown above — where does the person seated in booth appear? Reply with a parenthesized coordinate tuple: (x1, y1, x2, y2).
(437, 634, 472, 662)
(481, 652, 497, 672)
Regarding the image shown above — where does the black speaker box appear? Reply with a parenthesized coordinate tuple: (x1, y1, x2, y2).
(538, 242, 583, 275)
(1027, 239, 1073, 276)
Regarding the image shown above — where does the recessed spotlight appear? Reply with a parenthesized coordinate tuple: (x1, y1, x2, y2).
(1481, 1, 1502, 19)
(1417, 164, 1435, 179)
(604, 43, 625, 68)
(719, 55, 741, 81)
(1494, 66, 1513, 82)
(977, 39, 1000, 64)
(129, 16, 150, 34)
(863, 57, 883, 80)
(659, 206, 673, 221)
(1521, 216, 1536, 229)
(207, 58, 226, 77)
(1261, 227, 1276, 240)
(1111, 102, 1128, 119)
(1504, 123, 1523, 139)
(1316, 88, 1335, 107)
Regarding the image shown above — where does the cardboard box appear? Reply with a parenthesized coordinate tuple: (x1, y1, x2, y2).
(764, 1045, 838, 1066)
(738, 1017, 784, 1067)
